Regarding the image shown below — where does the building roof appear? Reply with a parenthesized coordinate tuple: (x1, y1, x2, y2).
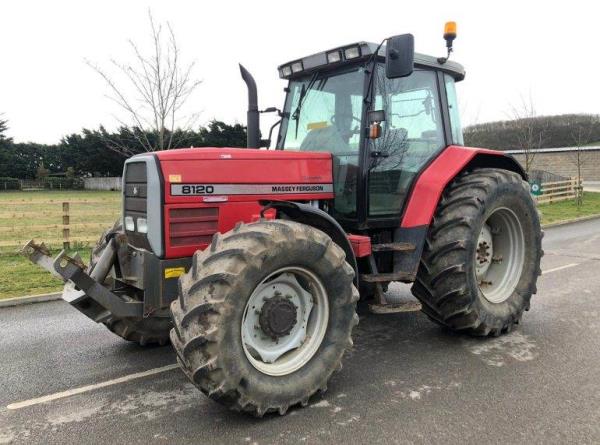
(505, 146, 600, 155)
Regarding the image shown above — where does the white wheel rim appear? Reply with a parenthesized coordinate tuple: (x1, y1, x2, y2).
(476, 207, 525, 304)
(241, 266, 329, 376)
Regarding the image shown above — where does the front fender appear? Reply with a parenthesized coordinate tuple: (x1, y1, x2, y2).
(260, 201, 358, 285)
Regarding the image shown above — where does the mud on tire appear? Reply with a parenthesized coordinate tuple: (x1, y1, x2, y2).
(90, 220, 171, 346)
(170, 220, 359, 416)
(411, 168, 543, 336)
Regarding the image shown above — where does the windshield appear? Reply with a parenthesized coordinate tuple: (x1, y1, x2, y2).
(278, 68, 365, 154)
(277, 67, 365, 219)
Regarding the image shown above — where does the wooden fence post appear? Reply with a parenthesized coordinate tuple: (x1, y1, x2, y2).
(62, 202, 70, 250)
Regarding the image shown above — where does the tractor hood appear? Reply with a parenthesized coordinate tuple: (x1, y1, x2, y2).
(155, 147, 334, 204)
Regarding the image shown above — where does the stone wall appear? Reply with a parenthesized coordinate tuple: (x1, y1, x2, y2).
(83, 177, 122, 191)
(507, 147, 600, 181)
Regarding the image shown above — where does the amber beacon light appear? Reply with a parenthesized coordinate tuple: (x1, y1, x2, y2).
(444, 21, 457, 44)
(438, 21, 457, 64)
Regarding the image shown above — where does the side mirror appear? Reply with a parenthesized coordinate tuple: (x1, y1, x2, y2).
(367, 110, 386, 139)
(385, 34, 414, 79)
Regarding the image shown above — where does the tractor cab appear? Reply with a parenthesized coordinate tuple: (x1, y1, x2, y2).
(275, 37, 465, 229)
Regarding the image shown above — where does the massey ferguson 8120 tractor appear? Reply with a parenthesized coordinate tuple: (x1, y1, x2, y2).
(23, 24, 542, 416)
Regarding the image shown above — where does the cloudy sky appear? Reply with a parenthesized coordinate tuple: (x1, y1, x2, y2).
(1, 0, 598, 144)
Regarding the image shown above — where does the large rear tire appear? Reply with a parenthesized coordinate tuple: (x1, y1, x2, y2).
(170, 220, 359, 416)
(90, 221, 171, 346)
(412, 168, 542, 336)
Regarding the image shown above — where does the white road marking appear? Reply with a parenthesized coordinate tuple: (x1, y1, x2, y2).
(7, 363, 179, 410)
(542, 263, 579, 275)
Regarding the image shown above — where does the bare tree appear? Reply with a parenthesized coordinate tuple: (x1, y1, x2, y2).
(566, 114, 599, 206)
(0, 113, 8, 140)
(508, 94, 547, 174)
(87, 11, 201, 156)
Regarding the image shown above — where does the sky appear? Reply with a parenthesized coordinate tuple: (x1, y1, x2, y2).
(1, 0, 599, 144)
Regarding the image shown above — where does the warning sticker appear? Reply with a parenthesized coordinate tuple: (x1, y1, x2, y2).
(164, 267, 186, 279)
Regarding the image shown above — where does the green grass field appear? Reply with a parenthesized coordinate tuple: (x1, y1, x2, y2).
(0, 189, 599, 300)
(0, 190, 119, 299)
(0, 190, 120, 252)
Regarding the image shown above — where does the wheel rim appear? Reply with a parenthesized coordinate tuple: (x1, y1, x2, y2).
(241, 266, 329, 377)
(475, 207, 525, 304)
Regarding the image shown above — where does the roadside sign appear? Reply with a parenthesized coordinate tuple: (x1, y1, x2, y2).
(530, 181, 542, 196)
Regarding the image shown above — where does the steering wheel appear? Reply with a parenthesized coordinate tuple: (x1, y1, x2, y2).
(330, 114, 362, 140)
(330, 114, 362, 125)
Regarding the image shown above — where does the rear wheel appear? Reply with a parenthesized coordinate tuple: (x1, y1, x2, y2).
(170, 220, 359, 416)
(90, 221, 171, 346)
(412, 168, 542, 336)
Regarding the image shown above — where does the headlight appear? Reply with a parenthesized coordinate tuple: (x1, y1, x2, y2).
(137, 217, 148, 234)
(125, 216, 135, 231)
(281, 65, 292, 77)
(291, 61, 303, 73)
(344, 46, 361, 59)
(327, 50, 341, 63)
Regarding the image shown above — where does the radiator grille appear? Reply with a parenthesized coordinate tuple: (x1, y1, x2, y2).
(124, 162, 147, 218)
(123, 161, 152, 251)
(169, 207, 219, 247)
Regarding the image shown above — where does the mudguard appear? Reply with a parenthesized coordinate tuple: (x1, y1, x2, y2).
(260, 200, 358, 284)
(401, 145, 525, 229)
(394, 145, 526, 278)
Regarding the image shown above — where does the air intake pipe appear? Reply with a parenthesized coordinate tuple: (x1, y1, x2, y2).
(239, 64, 260, 148)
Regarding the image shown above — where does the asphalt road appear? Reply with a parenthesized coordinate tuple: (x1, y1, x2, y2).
(1, 219, 599, 444)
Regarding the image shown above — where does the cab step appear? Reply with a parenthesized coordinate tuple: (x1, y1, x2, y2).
(360, 272, 414, 283)
(368, 301, 422, 314)
(371, 242, 415, 252)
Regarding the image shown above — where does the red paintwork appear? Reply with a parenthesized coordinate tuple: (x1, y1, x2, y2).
(156, 147, 333, 258)
(400, 146, 504, 228)
(158, 148, 334, 204)
(347, 234, 372, 258)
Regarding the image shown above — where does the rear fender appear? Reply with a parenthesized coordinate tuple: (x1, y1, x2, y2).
(401, 146, 525, 229)
(394, 146, 526, 278)
(260, 201, 358, 285)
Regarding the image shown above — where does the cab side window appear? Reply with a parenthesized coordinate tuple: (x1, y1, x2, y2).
(444, 74, 464, 145)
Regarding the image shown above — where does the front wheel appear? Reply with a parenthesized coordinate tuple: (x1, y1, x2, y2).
(170, 220, 359, 416)
(412, 168, 543, 336)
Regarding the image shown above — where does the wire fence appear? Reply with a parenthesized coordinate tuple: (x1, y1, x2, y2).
(0, 178, 86, 191)
(0, 198, 120, 253)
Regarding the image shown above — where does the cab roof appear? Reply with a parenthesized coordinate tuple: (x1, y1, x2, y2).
(278, 41, 465, 81)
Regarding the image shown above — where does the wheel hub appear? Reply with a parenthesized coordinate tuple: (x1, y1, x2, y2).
(475, 225, 494, 280)
(241, 269, 329, 376)
(475, 208, 525, 304)
(259, 294, 298, 339)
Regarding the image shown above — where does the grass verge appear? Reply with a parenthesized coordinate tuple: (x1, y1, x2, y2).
(537, 192, 600, 225)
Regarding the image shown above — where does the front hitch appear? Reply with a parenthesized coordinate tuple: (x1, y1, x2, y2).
(21, 239, 143, 322)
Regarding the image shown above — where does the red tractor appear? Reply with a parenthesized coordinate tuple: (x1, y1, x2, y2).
(24, 25, 542, 416)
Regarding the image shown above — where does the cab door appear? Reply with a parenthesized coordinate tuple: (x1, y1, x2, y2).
(367, 67, 446, 218)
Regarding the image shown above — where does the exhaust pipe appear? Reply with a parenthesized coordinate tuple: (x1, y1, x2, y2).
(239, 64, 260, 149)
